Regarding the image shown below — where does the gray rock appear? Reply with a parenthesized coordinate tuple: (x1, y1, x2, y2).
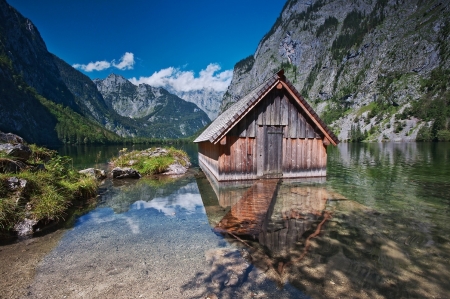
(79, 168, 107, 180)
(0, 143, 32, 161)
(164, 162, 189, 176)
(7, 176, 27, 190)
(7, 177, 28, 205)
(14, 218, 38, 236)
(111, 167, 141, 179)
(0, 132, 24, 144)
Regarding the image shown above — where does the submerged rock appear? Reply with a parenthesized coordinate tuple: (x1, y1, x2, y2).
(111, 167, 141, 179)
(14, 218, 38, 236)
(79, 168, 107, 180)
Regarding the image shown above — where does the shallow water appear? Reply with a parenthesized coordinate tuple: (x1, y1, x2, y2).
(1, 142, 449, 298)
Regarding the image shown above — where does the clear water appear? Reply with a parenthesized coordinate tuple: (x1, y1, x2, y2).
(4, 142, 450, 298)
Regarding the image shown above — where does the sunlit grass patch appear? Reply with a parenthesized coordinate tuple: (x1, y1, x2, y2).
(111, 147, 190, 175)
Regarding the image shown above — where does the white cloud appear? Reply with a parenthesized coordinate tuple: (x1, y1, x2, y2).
(72, 60, 111, 72)
(72, 52, 135, 72)
(112, 52, 135, 70)
(129, 63, 233, 92)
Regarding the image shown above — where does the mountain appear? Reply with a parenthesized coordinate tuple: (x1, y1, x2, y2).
(94, 74, 210, 138)
(0, 0, 210, 144)
(166, 87, 223, 120)
(222, 0, 450, 142)
(0, 0, 113, 145)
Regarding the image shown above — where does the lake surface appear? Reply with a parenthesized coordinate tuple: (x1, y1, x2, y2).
(1, 142, 449, 298)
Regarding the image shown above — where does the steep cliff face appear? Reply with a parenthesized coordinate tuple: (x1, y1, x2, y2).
(167, 87, 223, 120)
(223, 0, 450, 142)
(0, 0, 211, 143)
(94, 74, 211, 138)
(0, 0, 78, 112)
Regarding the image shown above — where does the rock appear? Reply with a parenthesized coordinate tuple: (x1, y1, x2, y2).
(0, 158, 27, 173)
(111, 167, 141, 179)
(164, 162, 189, 176)
(14, 218, 38, 236)
(7, 177, 29, 205)
(79, 168, 107, 180)
(0, 143, 32, 161)
(0, 132, 24, 144)
(7, 177, 27, 190)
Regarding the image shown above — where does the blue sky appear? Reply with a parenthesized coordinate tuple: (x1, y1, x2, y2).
(8, 0, 285, 92)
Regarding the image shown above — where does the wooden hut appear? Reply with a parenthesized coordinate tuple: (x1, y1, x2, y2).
(194, 70, 339, 181)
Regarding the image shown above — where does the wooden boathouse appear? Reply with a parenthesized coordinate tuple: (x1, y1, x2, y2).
(194, 70, 339, 181)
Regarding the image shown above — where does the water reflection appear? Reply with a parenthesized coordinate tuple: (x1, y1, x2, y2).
(197, 171, 345, 288)
(197, 142, 450, 299)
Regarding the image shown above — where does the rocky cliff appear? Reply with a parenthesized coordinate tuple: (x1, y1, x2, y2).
(94, 74, 210, 138)
(0, 0, 211, 143)
(166, 87, 223, 120)
(223, 0, 450, 142)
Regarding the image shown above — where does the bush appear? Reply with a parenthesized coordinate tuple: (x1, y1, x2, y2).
(437, 130, 450, 141)
(416, 125, 433, 141)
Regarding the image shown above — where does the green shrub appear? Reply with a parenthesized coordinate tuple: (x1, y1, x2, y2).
(416, 125, 433, 141)
(437, 130, 450, 141)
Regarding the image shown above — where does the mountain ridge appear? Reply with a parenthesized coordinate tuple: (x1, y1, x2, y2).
(0, 0, 211, 144)
(222, 0, 450, 142)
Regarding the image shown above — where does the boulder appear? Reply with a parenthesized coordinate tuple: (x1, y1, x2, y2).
(0, 131, 24, 144)
(79, 168, 107, 180)
(0, 143, 32, 161)
(164, 162, 189, 175)
(111, 167, 141, 179)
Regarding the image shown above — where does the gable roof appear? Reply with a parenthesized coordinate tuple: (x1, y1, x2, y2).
(194, 70, 339, 146)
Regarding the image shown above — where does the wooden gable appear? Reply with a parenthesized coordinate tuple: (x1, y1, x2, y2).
(195, 69, 339, 181)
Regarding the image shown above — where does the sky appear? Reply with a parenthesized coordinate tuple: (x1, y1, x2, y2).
(7, 0, 286, 93)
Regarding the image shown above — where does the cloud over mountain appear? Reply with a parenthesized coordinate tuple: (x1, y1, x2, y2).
(129, 63, 233, 93)
(73, 52, 135, 72)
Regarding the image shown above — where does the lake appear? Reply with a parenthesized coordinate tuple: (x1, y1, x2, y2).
(1, 142, 449, 298)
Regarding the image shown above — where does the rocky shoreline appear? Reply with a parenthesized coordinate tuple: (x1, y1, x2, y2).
(0, 131, 191, 239)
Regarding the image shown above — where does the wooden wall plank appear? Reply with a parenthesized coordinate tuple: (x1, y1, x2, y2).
(307, 122, 315, 139)
(291, 138, 297, 172)
(248, 109, 256, 138)
(311, 139, 317, 176)
(286, 137, 292, 174)
(238, 116, 247, 137)
(299, 112, 306, 138)
(281, 95, 288, 126)
(273, 96, 280, 125)
(257, 101, 264, 125)
(257, 126, 264, 177)
(289, 105, 298, 138)
(265, 97, 272, 126)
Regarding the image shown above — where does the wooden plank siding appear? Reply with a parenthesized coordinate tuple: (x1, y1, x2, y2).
(198, 89, 329, 181)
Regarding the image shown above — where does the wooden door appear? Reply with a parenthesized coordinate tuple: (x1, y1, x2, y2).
(261, 125, 283, 178)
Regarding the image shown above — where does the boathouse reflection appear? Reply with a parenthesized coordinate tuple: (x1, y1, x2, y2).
(196, 169, 345, 258)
